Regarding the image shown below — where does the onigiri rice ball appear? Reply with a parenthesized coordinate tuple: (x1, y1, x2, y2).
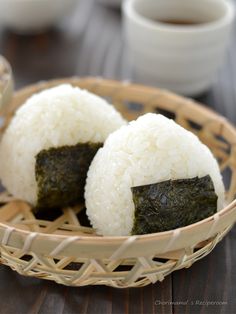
(0, 84, 127, 209)
(85, 113, 225, 236)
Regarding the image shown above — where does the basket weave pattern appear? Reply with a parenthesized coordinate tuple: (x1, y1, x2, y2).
(0, 77, 236, 288)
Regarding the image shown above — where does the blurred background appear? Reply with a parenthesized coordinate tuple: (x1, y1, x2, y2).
(0, 0, 235, 120)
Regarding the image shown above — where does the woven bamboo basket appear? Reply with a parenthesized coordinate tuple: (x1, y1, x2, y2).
(0, 77, 236, 288)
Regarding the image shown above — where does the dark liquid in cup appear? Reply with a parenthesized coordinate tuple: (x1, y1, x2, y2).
(157, 19, 202, 26)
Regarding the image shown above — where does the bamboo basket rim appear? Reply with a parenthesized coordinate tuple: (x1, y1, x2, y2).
(0, 77, 236, 245)
(0, 199, 235, 243)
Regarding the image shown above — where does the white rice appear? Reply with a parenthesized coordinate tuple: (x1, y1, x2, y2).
(0, 84, 126, 205)
(85, 113, 225, 236)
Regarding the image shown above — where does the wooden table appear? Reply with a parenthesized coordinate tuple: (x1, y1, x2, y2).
(0, 1, 236, 313)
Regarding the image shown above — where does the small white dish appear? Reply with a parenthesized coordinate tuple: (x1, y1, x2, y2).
(0, 56, 13, 114)
(123, 0, 235, 96)
(0, 0, 79, 34)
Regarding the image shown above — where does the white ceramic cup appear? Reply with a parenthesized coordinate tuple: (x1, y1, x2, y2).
(123, 0, 235, 96)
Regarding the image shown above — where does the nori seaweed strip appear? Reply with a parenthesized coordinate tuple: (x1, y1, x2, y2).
(35, 142, 102, 210)
(131, 175, 218, 235)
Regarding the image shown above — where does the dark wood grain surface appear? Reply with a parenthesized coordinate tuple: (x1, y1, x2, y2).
(0, 1, 236, 313)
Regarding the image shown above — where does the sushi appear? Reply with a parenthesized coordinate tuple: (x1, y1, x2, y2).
(85, 113, 225, 236)
(0, 84, 126, 209)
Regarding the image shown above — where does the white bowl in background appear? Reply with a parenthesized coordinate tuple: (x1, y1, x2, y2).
(123, 0, 235, 96)
(0, 0, 79, 34)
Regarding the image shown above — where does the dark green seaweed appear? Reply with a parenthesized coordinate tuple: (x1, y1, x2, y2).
(131, 175, 218, 235)
(35, 142, 102, 210)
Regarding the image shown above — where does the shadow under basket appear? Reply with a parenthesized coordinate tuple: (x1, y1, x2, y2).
(0, 77, 236, 288)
